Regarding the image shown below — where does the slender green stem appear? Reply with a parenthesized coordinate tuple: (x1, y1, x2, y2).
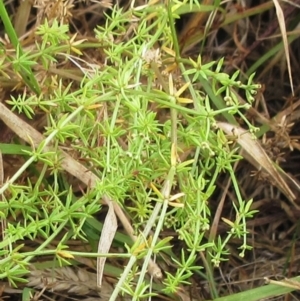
(133, 166, 176, 300)
(19, 250, 132, 258)
(0, 221, 67, 279)
(0, 0, 41, 94)
(0, 106, 84, 196)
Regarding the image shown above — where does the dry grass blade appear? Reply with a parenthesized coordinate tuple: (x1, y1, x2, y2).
(27, 266, 117, 299)
(178, 0, 215, 52)
(272, 0, 294, 95)
(265, 277, 300, 290)
(14, 0, 32, 37)
(209, 172, 232, 242)
(217, 122, 296, 204)
(97, 199, 117, 287)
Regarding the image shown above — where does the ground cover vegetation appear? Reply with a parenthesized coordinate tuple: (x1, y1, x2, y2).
(0, 0, 300, 300)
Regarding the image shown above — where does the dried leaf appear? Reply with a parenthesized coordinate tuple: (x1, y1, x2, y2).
(28, 267, 113, 298)
(217, 122, 296, 204)
(273, 0, 294, 95)
(27, 266, 131, 300)
(97, 198, 117, 287)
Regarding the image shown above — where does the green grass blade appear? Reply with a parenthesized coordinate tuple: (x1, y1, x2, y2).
(0, 143, 31, 155)
(213, 276, 300, 301)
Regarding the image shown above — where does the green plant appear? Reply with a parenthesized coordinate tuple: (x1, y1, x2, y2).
(0, 0, 265, 300)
